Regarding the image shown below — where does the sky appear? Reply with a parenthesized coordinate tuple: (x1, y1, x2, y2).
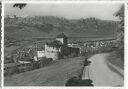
(5, 3, 122, 21)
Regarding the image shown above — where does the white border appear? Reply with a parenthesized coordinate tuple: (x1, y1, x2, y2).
(0, 1, 1, 87)
(1, 1, 127, 89)
(1, 1, 4, 88)
(124, 2, 128, 89)
(3, 0, 128, 2)
(2, 0, 127, 3)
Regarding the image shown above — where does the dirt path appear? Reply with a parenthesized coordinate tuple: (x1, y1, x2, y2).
(83, 53, 124, 86)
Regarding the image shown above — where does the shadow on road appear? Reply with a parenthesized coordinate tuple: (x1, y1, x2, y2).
(65, 76, 94, 86)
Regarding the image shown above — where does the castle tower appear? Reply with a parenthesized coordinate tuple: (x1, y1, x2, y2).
(44, 41, 62, 60)
(56, 33, 68, 45)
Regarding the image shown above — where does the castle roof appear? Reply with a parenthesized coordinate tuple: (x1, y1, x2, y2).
(56, 33, 67, 38)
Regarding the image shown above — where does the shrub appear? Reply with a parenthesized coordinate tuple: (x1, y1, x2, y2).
(65, 76, 93, 86)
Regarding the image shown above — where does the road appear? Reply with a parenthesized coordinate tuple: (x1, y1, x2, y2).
(83, 53, 124, 86)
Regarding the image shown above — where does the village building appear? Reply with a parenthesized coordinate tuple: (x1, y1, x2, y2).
(44, 33, 80, 60)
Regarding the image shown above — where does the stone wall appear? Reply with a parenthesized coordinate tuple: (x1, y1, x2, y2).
(45, 44, 60, 60)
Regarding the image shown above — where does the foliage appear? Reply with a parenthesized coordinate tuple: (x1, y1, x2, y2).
(65, 76, 93, 86)
(60, 45, 79, 58)
(106, 5, 124, 70)
(13, 3, 27, 9)
(114, 5, 124, 49)
(114, 5, 124, 31)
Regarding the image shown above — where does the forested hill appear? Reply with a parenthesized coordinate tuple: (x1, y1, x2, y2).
(4, 16, 118, 43)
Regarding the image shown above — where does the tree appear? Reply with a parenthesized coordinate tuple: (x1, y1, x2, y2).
(114, 5, 124, 49)
(13, 3, 27, 9)
(113, 5, 124, 62)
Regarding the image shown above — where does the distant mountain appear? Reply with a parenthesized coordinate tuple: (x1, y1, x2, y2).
(4, 16, 118, 44)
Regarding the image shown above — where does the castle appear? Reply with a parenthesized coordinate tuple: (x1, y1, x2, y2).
(44, 33, 67, 60)
(44, 33, 79, 60)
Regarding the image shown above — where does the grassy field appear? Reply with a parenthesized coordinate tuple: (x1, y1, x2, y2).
(5, 56, 85, 86)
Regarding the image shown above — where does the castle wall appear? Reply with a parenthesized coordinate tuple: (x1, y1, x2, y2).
(44, 44, 60, 60)
(45, 51, 59, 60)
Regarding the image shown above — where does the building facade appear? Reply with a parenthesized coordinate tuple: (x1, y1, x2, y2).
(44, 43, 61, 60)
(44, 33, 67, 60)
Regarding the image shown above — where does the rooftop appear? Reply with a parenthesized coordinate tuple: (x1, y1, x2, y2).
(56, 33, 67, 38)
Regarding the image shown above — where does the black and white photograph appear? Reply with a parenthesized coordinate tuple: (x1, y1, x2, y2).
(4, 2, 124, 86)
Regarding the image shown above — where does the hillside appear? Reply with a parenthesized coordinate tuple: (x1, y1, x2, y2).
(4, 16, 118, 45)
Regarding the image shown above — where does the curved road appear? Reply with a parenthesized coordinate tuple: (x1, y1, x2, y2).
(83, 53, 124, 86)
